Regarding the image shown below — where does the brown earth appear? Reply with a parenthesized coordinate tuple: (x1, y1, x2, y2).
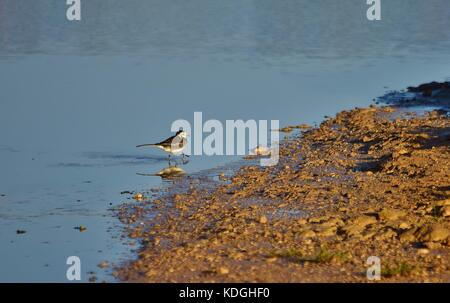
(116, 105, 450, 282)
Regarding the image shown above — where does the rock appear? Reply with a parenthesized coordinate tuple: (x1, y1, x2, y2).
(145, 270, 157, 277)
(279, 126, 294, 133)
(377, 228, 397, 240)
(74, 225, 87, 232)
(397, 148, 410, 155)
(266, 257, 278, 263)
(424, 242, 442, 249)
(314, 218, 343, 237)
(361, 230, 376, 240)
(229, 252, 244, 260)
(387, 219, 412, 230)
(308, 216, 329, 223)
(342, 215, 377, 236)
(436, 199, 450, 206)
(417, 224, 449, 243)
(300, 230, 316, 238)
(399, 228, 417, 243)
(295, 124, 312, 129)
(316, 226, 337, 237)
(352, 215, 377, 227)
(320, 217, 344, 227)
(218, 267, 229, 275)
(379, 208, 407, 222)
(16, 230, 26, 234)
(251, 146, 271, 156)
(417, 248, 429, 255)
(298, 218, 307, 225)
(398, 221, 412, 230)
(98, 261, 109, 269)
(416, 133, 430, 140)
(133, 193, 144, 201)
(428, 226, 449, 242)
(259, 216, 268, 224)
(441, 206, 450, 217)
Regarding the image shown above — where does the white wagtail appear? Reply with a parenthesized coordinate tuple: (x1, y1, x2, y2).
(136, 128, 189, 160)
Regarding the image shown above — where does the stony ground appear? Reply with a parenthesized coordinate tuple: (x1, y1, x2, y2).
(116, 105, 450, 282)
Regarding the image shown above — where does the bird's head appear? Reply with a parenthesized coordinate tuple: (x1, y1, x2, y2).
(176, 127, 188, 139)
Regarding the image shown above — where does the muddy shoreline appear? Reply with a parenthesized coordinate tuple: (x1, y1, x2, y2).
(116, 84, 450, 282)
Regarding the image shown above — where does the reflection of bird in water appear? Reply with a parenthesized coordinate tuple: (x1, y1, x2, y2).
(136, 128, 188, 162)
(137, 166, 186, 180)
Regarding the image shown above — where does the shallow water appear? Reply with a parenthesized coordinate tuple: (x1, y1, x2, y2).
(0, 0, 449, 282)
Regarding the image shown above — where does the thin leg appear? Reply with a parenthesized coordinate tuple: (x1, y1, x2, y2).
(181, 153, 189, 164)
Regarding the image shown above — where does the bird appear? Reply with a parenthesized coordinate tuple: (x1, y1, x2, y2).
(136, 128, 189, 161)
(136, 166, 186, 180)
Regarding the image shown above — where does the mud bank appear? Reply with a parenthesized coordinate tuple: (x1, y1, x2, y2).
(116, 90, 450, 282)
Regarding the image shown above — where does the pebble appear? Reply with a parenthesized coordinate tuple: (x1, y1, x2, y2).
(398, 221, 411, 230)
(259, 216, 268, 224)
(298, 218, 307, 225)
(219, 267, 229, 275)
(98, 261, 109, 269)
(417, 248, 429, 255)
(133, 193, 144, 201)
(74, 225, 87, 232)
(300, 230, 316, 238)
(266, 257, 278, 263)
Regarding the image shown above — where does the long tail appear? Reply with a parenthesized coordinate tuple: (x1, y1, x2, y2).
(136, 173, 157, 176)
(136, 143, 158, 148)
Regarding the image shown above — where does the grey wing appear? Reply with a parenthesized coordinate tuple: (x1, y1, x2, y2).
(156, 134, 178, 147)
